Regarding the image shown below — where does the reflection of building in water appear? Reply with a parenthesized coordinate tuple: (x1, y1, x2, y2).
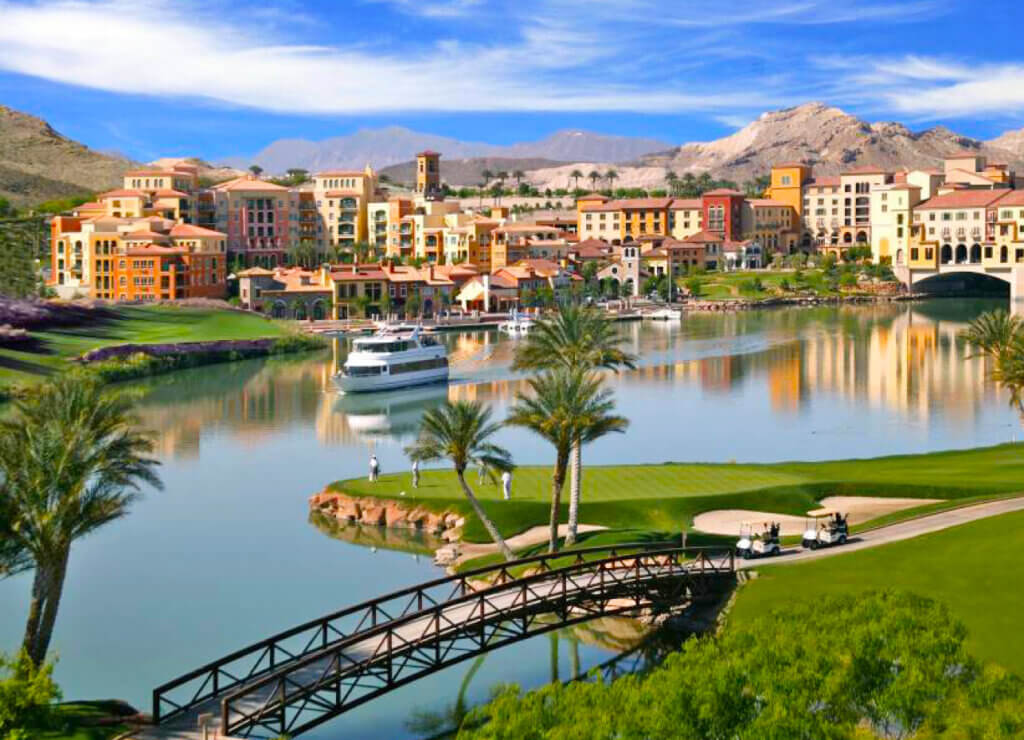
(135, 356, 335, 459)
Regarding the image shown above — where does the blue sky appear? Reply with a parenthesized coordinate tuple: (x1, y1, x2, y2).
(1, 0, 1022, 162)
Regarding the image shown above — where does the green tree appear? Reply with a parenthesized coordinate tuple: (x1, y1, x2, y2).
(587, 170, 601, 191)
(506, 369, 628, 552)
(248, 164, 263, 177)
(0, 651, 61, 737)
(352, 294, 371, 319)
(685, 276, 703, 297)
(569, 169, 583, 192)
(405, 291, 422, 319)
(0, 376, 161, 667)
(460, 591, 1011, 740)
(405, 402, 515, 561)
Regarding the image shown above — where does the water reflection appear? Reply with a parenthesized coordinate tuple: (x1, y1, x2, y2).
(126, 299, 1008, 461)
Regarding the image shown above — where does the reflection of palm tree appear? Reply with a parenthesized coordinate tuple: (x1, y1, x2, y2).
(404, 653, 488, 737)
(549, 631, 560, 682)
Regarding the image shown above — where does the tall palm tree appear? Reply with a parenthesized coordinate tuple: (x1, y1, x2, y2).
(248, 164, 263, 177)
(506, 369, 628, 553)
(588, 170, 601, 192)
(513, 170, 525, 190)
(481, 169, 494, 187)
(511, 305, 636, 545)
(605, 169, 619, 192)
(406, 401, 515, 561)
(0, 376, 161, 667)
(569, 169, 584, 192)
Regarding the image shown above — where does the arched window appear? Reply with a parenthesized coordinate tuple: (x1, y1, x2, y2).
(970, 244, 982, 264)
(1001, 245, 1009, 263)
(941, 244, 952, 264)
(955, 244, 968, 264)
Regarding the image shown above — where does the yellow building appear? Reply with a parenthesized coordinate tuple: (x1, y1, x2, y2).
(766, 163, 810, 222)
(416, 151, 442, 199)
(870, 183, 921, 264)
(669, 199, 703, 239)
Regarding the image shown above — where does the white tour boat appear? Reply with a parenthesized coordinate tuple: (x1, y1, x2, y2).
(498, 310, 537, 335)
(647, 307, 683, 321)
(334, 328, 449, 393)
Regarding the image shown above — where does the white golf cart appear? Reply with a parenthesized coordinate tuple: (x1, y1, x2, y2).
(736, 521, 782, 559)
(801, 512, 849, 550)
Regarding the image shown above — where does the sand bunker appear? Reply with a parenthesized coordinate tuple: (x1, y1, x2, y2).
(692, 497, 943, 536)
(810, 496, 942, 524)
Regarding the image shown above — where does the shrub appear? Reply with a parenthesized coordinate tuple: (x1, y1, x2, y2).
(685, 277, 703, 297)
(839, 272, 858, 288)
(460, 591, 1024, 739)
(0, 651, 60, 739)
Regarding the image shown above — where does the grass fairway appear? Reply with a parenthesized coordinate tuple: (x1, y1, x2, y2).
(331, 443, 1024, 546)
(730, 509, 1024, 676)
(38, 701, 135, 740)
(0, 305, 292, 388)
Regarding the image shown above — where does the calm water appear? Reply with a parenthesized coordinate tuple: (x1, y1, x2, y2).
(0, 298, 1016, 739)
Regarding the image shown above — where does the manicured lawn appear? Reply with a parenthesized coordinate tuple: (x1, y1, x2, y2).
(0, 305, 292, 388)
(730, 509, 1024, 676)
(330, 443, 1024, 546)
(686, 269, 840, 300)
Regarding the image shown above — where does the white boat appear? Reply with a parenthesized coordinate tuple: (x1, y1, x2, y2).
(334, 328, 449, 393)
(647, 307, 682, 321)
(499, 310, 537, 335)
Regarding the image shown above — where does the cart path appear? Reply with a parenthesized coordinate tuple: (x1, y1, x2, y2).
(737, 495, 1024, 569)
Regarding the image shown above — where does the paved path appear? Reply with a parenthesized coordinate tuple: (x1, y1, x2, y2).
(736, 495, 1024, 569)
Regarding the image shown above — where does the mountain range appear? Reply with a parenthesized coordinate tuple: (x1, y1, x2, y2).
(221, 127, 674, 173)
(0, 105, 136, 206)
(4, 101, 1024, 207)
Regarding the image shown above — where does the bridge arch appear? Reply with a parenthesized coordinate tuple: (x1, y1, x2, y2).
(912, 270, 1010, 298)
(941, 244, 952, 264)
(151, 545, 734, 739)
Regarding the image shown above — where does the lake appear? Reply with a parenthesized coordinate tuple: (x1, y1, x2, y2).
(0, 298, 1015, 739)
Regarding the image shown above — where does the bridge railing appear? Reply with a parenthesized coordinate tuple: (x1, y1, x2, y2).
(219, 546, 734, 738)
(152, 540, 696, 722)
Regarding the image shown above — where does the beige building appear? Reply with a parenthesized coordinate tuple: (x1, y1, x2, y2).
(669, 199, 703, 239)
(871, 183, 921, 264)
(312, 166, 379, 251)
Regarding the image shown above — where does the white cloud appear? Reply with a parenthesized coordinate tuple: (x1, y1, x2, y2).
(1, 0, 1013, 124)
(811, 54, 1024, 119)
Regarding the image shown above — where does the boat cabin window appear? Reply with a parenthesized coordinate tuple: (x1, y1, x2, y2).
(390, 357, 449, 374)
(355, 340, 411, 353)
(343, 365, 384, 377)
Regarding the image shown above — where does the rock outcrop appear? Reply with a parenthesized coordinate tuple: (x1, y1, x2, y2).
(309, 489, 464, 538)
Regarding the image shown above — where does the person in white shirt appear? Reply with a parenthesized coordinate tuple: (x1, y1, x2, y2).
(369, 454, 379, 482)
(501, 470, 512, 500)
(411, 460, 420, 488)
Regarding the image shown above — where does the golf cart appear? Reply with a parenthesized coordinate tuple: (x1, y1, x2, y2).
(736, 521, 782, 559)
(801, 512, 848, 550)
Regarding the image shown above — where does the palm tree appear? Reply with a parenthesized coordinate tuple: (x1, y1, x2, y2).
(481, 169, 494, 187)
(962, 310, 1024, 413)
(513, 170, 525, 190)
(511, 305, 636, 546)
(405, 401, 515, 561)
(605, 169, 619, 192)
(0, 376, 161, 667)
(506, 369, 628, 553)
(569, 169, 584, 192)
(588, 170, 601, 191)
(665, 171, 679, 195)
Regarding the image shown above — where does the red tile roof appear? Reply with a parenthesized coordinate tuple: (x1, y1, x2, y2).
(681, 230, 722, 243)
(416, 150, 441, 157)
(100, 189, 147, 198)
(995, 191, 1024, 207)
(916, 190, 1009, 210)
(702, 188, 744, 197)
(805, 176, 840, 187)
(669, 198, 702, 209)
(576, 193, 609, 202)
(169, 223, 225, 238)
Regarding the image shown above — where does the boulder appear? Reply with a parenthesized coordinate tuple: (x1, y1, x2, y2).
(360, 505, 386, 526)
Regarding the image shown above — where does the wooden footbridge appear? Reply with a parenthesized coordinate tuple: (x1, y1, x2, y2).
(149, 544, 734, 739)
